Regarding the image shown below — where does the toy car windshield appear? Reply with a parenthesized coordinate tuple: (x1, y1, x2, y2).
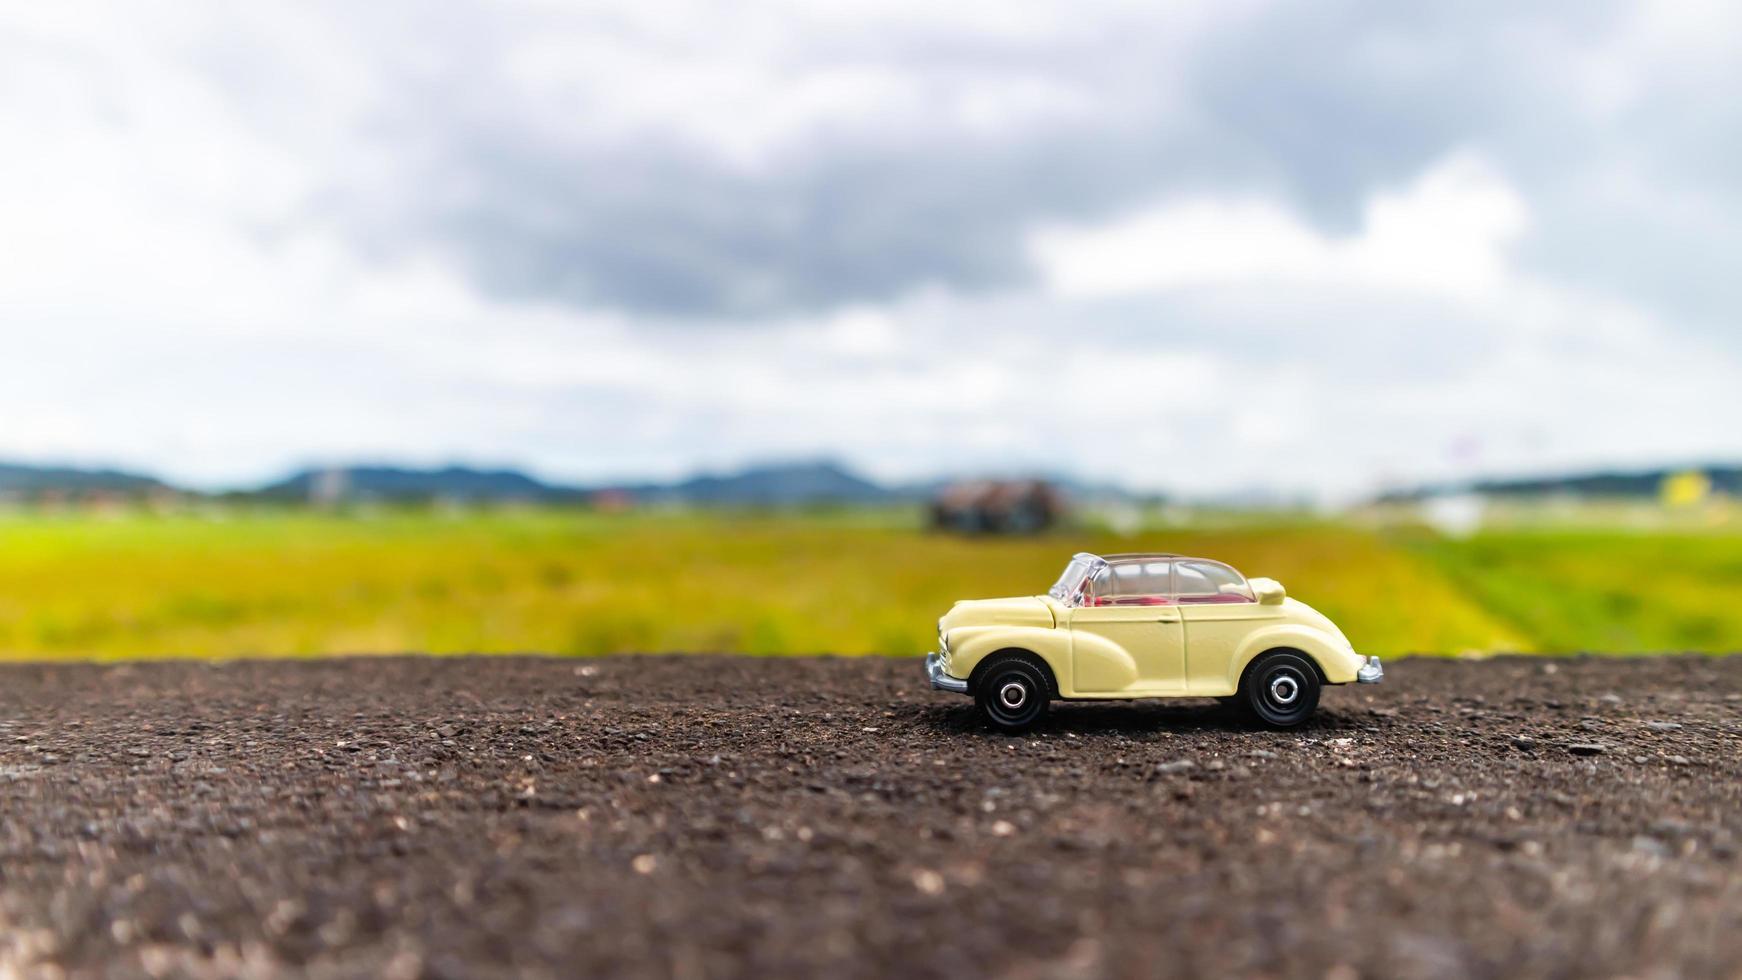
(1046, 553, 1105, 606)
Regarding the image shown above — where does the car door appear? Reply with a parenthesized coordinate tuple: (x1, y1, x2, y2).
(1068, 560, 1186, 693)
(1174, 560, 1280, 695)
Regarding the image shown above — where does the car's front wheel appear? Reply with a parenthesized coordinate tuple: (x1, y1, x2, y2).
(974, 655, 1051, 733)
(1240, 650, 1321, 728)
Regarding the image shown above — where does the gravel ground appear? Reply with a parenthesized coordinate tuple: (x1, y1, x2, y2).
(1, 654, 1739, 979)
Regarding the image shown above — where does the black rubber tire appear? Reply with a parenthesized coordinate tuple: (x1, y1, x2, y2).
(974, 655, 1051, 733)
(1240, 651, 1321, 728)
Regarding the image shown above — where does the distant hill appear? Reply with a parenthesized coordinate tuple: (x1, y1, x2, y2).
(1387, 464, 1742, 501)
(0, 456, 1144, 508)
(609, 461, 893, 506)
(257, 465, 573, 504)
(896, 473, 1161, 505)
(0, 462, 173, 499)
(253, 460, 894, 506)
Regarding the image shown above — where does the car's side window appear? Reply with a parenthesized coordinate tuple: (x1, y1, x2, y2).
(1174, 561, 1254, 604)
(1093, 560, 1173, 606)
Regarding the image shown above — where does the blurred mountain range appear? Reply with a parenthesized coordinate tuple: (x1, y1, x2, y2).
(0, 462, 173, 499)
(1382, 466, 1742, 502)
(0, 459, 1737, 507)
(257, 466, 576, 504)
(0, 459, 908, 506)
(609, 461, 893, 506)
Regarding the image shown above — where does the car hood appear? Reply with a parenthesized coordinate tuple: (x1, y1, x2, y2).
(939, 595, 1057, 632)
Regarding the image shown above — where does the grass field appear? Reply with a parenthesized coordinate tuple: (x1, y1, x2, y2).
(1403, 526, 1742, 653)
(0, 508, 1737, 659)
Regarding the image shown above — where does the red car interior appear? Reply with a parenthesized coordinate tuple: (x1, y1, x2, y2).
(1090, 593, 1250, 606)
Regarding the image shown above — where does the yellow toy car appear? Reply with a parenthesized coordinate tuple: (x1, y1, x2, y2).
(925, 552, 1381, 731)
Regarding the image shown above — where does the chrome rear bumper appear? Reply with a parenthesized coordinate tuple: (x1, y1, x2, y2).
(1356, 655, 1384, 684)
(925, 652, 969, 694)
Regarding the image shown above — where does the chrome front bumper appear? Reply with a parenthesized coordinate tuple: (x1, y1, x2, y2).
(1356, 655, 1384, 684)
(925, 652, 969, 694)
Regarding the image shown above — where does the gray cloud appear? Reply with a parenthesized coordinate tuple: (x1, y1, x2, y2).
(1190, 0, 1742, 335)
(161, 0, 1742, 330)
(321, 92, 1196, 318)
(224, 3, 1281, 317)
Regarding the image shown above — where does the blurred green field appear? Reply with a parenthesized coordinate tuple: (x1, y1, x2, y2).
(1404, 527, 1742, 653)
(0, 509, 1736, 660)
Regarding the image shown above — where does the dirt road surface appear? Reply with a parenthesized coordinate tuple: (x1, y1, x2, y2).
(1, 654, 1739, 978)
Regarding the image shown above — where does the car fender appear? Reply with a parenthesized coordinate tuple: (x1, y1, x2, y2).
(1229, 625, 1364, 687)
(947, 626, 1072, 694)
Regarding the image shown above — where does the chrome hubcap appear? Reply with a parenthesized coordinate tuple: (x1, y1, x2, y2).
(1268, 673, 1299, 706)
(998, 681, 1028, 710)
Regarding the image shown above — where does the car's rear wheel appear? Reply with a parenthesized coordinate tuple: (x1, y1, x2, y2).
(974, 655, 1051, 733)
(1240, 651, 1321, 728)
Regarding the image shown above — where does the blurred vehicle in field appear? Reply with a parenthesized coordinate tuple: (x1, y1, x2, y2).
(929, 480, 1067, 535)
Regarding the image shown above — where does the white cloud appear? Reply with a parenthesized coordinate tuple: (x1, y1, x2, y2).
(1031, 152, 1528, 301)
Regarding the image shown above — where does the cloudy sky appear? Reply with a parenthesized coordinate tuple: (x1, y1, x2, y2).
(3, 0, 1739, 498)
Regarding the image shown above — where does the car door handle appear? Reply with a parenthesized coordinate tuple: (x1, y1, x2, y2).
(1155, 612, 1180, 622)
